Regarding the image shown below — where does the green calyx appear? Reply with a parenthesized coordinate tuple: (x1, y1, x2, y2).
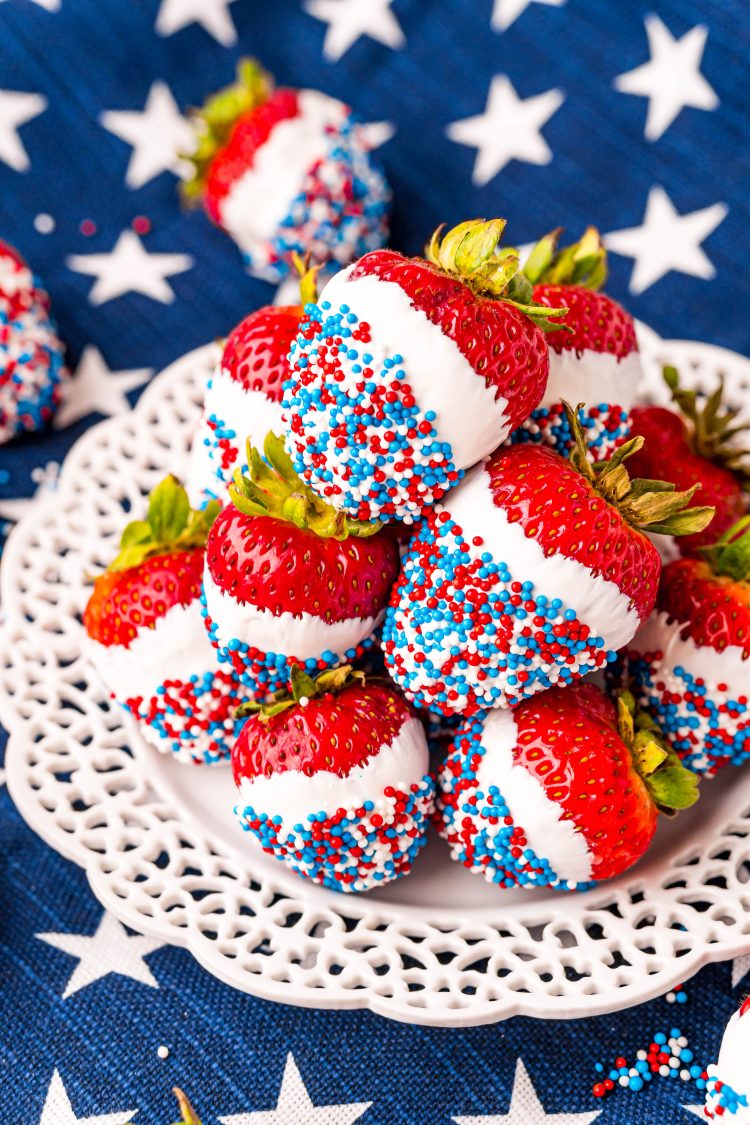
(229, 432, 382, 541)
(106, 476, 219, 573)
(664, 365, 750, 486)
(290, 250, 320, 306)
(424, 219, 570, 333)
(700, 514, 750, 582)
(617, 691, 699, 815)
(563, 401, 715, 537)
(523, 226, 608, 291)
(181, 58, 273, 204)
(236, 663, 364, 722)
(171, 1088, 202, 1125)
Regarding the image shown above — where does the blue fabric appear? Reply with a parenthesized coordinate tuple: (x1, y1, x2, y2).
(0, 1, 747, 1120)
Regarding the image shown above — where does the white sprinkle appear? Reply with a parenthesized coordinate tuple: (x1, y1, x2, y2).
(157, 1045, 169, 1059)
(299, 696, 309, 707)
(34, 213, 55, 234)
(618, 1076, 629, 1087)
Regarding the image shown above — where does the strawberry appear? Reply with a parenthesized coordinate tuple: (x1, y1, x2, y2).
(232, 665, 435, 892)
(187, 260, 317, 507)
(509, 227, 641, 461)
(383, 404, 714, 716)
(84, 476, 243, 765)
(628, 365, 749, 554)
(183, 58, 390, 280)
(624, 516, 750, 775)
(435, 684, 697, 890)
(285, 218, 566, 524)
(202, 433, 400, 701)
(0, 238, 68, 443)
(704, 1001, 750, 1120)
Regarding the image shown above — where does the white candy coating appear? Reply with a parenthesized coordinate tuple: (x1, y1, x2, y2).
(88, 599, 215, 701)
(237, 716, 428, 832)
(203, 562, 380, 659)
(447, 464, 643, 649)
(540, 347, 642, 411)
(474, 709, 594, 883)
(318, 266, 511, 469)
(219, 89, 347, 262)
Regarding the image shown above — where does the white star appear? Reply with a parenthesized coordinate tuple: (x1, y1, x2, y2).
(491, 0, 565, 33)
(37, 911, 164, 999)
(0, 0, 61, 7)
(218, 1053, 371, 1124)
(606, 186, 727, 295)
(55, 346, 151, 428)
(39, 1070, 136, 1125)
(0, 88, 46, 172)
(446, 74, 564, 186)
(67, 230, 193, 305)
(615, 16, 718, 141)
(732, 953, 750, 989)
(683, 1107, 706, 1119)
(453, 1059, 602, 1124)
(303, 0, 405, 62)
(358, 120, 396, 150)
(100, 81, 194, 189)
(155, 0, 238, 45)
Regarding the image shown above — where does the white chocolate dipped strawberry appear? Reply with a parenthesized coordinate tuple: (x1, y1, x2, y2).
(84, 477, 243, 764)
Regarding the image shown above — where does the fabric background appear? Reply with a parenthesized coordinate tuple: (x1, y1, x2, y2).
(1, 0, 749, 1121)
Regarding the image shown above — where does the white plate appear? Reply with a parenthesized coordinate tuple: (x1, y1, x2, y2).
(2, 333, 750, 1028)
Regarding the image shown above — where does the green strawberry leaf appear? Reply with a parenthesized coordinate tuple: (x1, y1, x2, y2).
(632, 735, 668, 778)
(647, 765, 700, 813)
(120, 520, 152, 547)
(148, 474, 190, 542)
(617, 690, 700, 815)
(104, 477, 219, 574)
(171, 1087, 202, 1125)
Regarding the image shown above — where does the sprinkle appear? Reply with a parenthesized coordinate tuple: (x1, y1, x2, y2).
(79, 219, 97, 236)
(157, 1045, 169, 1060)
(510, 401, 631, 462)
(132, 215, 151, 234)
(34, 213, 55, 234)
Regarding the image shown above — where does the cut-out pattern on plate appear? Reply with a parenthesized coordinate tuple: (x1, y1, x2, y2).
(2, 331, 750, 1027)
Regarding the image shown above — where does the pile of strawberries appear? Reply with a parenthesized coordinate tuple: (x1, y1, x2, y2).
(85, 218, 750, 895)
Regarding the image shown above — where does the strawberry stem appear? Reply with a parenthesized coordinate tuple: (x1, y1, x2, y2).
(290, 250, 320, 306)
(171, 1087, 202, 1125)
(663, 365, 750, 486)
(522, 226, 608, 291)
(616, 691, 699, 814)
(424, 219, 571, 333)
(562, 401, 715, 537)
(236, 664, 364, 721)
(106, 476, 219, 573)
(699, 514, 750, 581)
(229, 432, 383, 540)
(181, 58, 273, 205)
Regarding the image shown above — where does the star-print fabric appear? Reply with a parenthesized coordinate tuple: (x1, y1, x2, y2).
(0, 0, 747, 1122)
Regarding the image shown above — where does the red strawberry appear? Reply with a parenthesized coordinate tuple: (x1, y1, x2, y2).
(508, 227, 641, 462)
(628, 365, 749, 554)
(232, 665, 435, 891)
(203, 433, 400, 702)
(84, 476, 242, 765)
(183, 58, 390, 280)
(625, 516, 750, 775)
(0, 238, 68, 443)
(383, 404, 714, 716)
(435, 683, 697, 889)
(285, 218, 566, 524)
(187, 261, 318, 506)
